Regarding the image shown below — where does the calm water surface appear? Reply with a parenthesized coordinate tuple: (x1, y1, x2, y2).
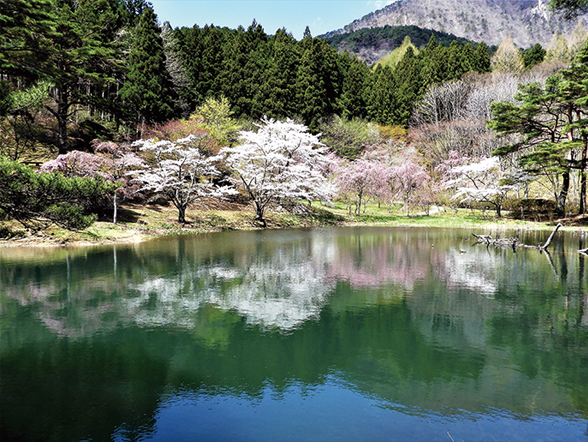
(1, 227, 587, 442)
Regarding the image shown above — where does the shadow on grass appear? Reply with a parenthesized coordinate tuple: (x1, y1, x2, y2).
(353, 214, 405, 223)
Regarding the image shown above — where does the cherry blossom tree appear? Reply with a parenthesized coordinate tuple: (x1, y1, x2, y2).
(445, 157, 515, 217)
(39, 150, 103, 178)
(92, 140, 145, 224)
(221, 117, 335, 226)
(389, 161, 431, 216)
(134, 135, 235, 223)
(334, 158, 391, 215)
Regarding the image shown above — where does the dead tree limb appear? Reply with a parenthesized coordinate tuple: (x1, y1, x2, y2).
(473, 223, 562, 251)
(540, 223, 562, 250)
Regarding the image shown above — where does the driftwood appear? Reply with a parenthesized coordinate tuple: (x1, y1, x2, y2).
(472, 223, 562, 251)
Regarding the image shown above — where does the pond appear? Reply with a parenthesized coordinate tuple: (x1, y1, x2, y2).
(1, 227, 587, 442)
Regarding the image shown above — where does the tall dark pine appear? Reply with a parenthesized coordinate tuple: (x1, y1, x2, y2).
(120, 6, 174, 128)
(338, 54, 369, 119)
(560, 41, 588, 212)
(256, 29, 301, 119)
(45, 0, 121, 154)
(365, 65, 397, 125)
(473, 42, 491, 73)
(296, 38, 342, 131)
(489, 78, 573, 214)
(393, 47, 422, 125)
(0, 0, 57, 81)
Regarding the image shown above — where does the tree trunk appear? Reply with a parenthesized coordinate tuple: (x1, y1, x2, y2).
(557, 170, 570, 215)
(580, 136, 587, 214)
(254, 202, 267, 227)
(177, 205, 186, 223)
(56, 87, 70, 155)
(113, 191, 118, 224)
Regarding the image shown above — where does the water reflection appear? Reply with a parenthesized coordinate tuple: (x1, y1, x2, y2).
(1, 227, 587, 442)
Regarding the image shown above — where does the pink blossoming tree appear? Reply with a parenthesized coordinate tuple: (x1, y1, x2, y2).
(334, 158, 391, 215)
(92, 140, 145, 224)
(389, 160, 431, 216)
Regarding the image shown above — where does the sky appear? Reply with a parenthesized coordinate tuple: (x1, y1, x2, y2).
(149, 0, 397, 39)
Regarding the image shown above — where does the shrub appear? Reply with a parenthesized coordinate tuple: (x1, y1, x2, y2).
(507, 198, 557, 220)
(0, 157, 114, 230)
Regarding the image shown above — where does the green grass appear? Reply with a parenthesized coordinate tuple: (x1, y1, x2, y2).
(0, 200, 578, 247)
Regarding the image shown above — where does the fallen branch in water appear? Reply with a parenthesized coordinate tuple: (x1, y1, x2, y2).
(473, 223, 562, 251)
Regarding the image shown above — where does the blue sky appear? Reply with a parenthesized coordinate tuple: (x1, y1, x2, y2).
(149, 1, 396, 39)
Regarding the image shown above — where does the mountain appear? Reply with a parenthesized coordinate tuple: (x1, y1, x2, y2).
(321, 25, 480, 65)
(324, 0, 588, 49)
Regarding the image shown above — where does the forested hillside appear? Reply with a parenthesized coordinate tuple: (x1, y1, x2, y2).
(321, 25, 478, 65)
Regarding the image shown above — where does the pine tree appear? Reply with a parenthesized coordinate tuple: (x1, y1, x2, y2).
(522, 44, 547, 68)
(449, 41, 474, 81)
(419, 45, 446, 86)
(46, 0, 123, 153)
(365, 65, 397, 125)
(473, 42, 491, 73)
(295, 38, 341, 130)
(549, 0, 588, 20)
(339, 54, 369, 119)
(488, 69, 588, 214)
(559, 41, 588, 212)
(120, 6, 174, 128)
(0, 0, 57, 81)
(393, 46, 422, 125)
(256, 29, 300, 119)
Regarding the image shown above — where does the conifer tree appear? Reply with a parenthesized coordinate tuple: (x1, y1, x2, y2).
(45, 0, 123, 154)
(365, 65, 397, 125)
(393, 46, 422, 125)
(488, 54, 588, 215)
(473, 42, 491, 73)
(419, 45, 446, 86)
(0, 0, 57, 81)
(522, 44, 547, 68)
(120, 6, 174, 128)
(445, 41, 471, 81)
(559, 41, 588, 212)
(339, 54, 369, 119)
(256, 29, 300, 119)
(549, 0, 588, 20)
(295, 38, 341, 130)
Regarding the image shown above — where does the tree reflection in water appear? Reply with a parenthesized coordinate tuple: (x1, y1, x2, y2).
(1, 227, 587, 442)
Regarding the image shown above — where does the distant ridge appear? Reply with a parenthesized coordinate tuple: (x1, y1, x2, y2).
(320, 25, 481, 65)
(324, 0, 588, 49)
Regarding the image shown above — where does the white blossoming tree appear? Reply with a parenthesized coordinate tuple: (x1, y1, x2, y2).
(221, 117, 335, 226)
(133, 135, 235, 223)
(446, 157, 515, 218)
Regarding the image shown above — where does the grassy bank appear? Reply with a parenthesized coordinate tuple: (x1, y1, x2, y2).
(1, 201, 585, 247)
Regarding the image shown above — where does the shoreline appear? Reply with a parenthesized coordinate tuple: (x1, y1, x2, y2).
(2, 203, 585, 248)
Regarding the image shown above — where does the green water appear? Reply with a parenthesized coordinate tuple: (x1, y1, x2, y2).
(1, 227, 587, 442)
